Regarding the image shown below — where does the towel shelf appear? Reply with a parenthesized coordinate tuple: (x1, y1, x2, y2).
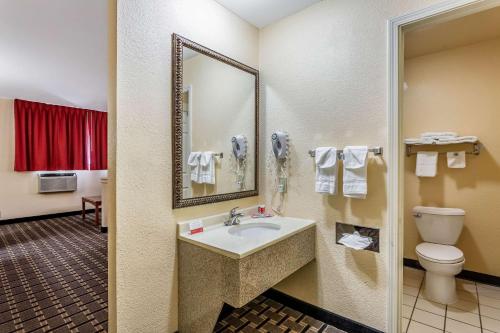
(405, 142, 481, 157)
(308, 147, 383, 160)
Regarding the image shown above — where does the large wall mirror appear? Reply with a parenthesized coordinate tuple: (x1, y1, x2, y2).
(171, 34, 259, 208)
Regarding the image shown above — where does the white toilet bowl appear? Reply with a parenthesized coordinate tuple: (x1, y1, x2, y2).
(416, 242, 465, 304)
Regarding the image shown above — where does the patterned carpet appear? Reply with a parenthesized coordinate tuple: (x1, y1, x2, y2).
(214, 295, 347, 333)
(0, 214, 108, 332)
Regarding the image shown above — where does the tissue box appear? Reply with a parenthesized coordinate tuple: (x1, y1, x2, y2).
(335, 222, 379, 252)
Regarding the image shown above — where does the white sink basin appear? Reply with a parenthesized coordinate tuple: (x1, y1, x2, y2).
(228, 223, 281, 237)
(178, 207, 315, 259)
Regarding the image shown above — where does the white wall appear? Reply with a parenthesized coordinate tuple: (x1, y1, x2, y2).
(116, 0, 260, 331)
(259, 0, 441, 330)
(0, 99, 106, 220)
(0, 0, 108, 111)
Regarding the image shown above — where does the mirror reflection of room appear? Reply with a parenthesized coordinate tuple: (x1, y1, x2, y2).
(181, 45, 256, 199)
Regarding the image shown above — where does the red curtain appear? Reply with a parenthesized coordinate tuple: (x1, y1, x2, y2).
(87, 110, 108, 170)
(14, 99, 107, 171)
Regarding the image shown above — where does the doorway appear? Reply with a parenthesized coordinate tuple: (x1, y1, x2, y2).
(388, 0, 500, 332)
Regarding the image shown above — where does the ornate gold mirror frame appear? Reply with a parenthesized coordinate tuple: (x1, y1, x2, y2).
(171, 33, 259, 208)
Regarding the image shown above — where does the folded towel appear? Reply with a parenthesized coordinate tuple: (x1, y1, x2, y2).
(416, 151, 438, 177)
(199, 152, 215, 184)
(447, 151, 466, 168)
(404, 137, 438, 145)
(421, 132, 457, 138)
(437, 136, 478, 144)
(404, 135, 478, 145)
(188, 152, 201, 183)
(343, 146, 368, 199)
(314, 147, 338, 195)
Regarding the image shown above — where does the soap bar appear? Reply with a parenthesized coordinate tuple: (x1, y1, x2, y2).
(189, 220, 204, 234)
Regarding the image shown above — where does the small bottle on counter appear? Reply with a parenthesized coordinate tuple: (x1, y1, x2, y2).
(252, 205, 272, 218)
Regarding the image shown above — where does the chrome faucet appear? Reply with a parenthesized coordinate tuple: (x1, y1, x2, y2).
(224, 207, 244, 226)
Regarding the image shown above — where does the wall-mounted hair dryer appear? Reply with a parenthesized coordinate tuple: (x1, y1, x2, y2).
(270, 131, 289, 195)
(271, 131, 289, 160)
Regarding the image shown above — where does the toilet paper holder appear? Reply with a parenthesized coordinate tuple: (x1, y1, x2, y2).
(336, 222, 379, 252)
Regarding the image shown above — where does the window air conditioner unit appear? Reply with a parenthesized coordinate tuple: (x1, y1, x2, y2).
(38, 173, 77, 193)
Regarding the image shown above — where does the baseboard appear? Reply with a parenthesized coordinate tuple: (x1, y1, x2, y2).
(404, 258, 500, 287)
(216, 303, 236, 323)
(0, 209, 96, 225)
(263, 289, 384, 333)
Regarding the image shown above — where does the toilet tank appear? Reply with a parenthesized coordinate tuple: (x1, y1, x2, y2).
(413, 206, 465, 245)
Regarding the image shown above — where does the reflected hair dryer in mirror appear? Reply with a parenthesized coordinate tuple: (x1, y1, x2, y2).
(231, 135, 248, 191)
(232, 135, 248, 160)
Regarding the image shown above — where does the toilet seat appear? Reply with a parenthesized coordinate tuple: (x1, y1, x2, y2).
(416, 243, 464, 264)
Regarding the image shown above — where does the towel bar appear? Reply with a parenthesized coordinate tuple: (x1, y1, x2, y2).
(405, 142, 481, 157)
(308, 147, 383, 160)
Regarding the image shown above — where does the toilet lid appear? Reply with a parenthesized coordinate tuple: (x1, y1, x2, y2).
(416, 243, 464, 264)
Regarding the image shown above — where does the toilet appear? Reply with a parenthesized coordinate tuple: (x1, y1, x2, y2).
(413, 206, 465, 304)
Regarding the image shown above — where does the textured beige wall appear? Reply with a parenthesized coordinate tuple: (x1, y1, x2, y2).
(258, 0, 441, 331)
(0, 98, 106, 220)
(184, 54, 256, 196)
(115, 0, 259, 331)
(403, 38, 500, 276)
(106, 0, 117, 331)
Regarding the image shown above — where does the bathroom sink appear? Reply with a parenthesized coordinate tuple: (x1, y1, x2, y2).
(228, 222, 281, 237)
(178, 207, 316, 332)
(178, 207, 315, 258)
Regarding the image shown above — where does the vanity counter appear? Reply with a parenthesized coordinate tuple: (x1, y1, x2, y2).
(177, 208, 316, 333)
(178, 215, 315, 259)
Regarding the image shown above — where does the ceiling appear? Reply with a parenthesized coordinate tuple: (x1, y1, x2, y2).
(0, 0, 108, 111)
(214, 0, 322, 28)
(405, 6, 500, 59)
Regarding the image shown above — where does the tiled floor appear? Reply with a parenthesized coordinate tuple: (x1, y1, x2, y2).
(403, 267, 500, 333)
(215, 295, 346, 333)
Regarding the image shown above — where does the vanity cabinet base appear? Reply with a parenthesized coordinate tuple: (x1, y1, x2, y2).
(178, 226, 315, 333)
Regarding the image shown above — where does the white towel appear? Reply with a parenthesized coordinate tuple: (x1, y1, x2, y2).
(437, 136, 478, 144)
(343, 146, 368, 199)
(416, 151, 438, 177)
(405, 137, 437, 145)
(199, 152, 215, 184)
(447, 151, 466, 168)
(187, 152, 201, 183)
(314, 147, 338, 195)
(404, 135, 478, 145)
(421, 132, 457, 138)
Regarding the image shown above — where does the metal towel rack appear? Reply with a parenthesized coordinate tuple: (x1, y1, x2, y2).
(214, 152, 224, 158)
(308, 147, 383, 160)
(405, 142, 481, 157)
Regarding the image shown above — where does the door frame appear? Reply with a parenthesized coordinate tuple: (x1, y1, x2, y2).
(387, 0, 500, 331)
